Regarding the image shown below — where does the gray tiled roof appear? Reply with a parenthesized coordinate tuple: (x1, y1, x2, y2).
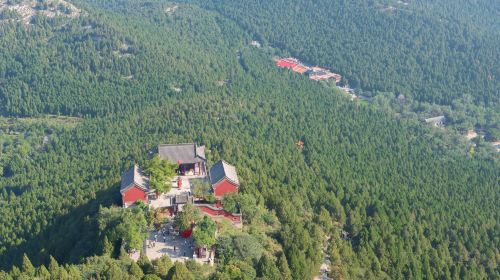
(210, 160, 240, 186)
(158, 143, 206, 164)
(175, 194, 193, 204)
(121, 165, 149, 192)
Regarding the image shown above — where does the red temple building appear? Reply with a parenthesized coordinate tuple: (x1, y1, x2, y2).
(158, 143, 207, 176)
(209, 160, 240, 199)
(120, 165, 156, 207)
(119, 145, 244, 225)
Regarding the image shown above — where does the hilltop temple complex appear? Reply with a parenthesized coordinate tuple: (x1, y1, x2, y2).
(120, 143, 242, 224)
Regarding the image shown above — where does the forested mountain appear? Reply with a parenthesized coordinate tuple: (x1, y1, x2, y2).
(0, 0, 242, 117)
(0, 0, 499, 279)
(184, 0, 499, 107)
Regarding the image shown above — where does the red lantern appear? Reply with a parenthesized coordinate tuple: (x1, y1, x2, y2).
(181, 229, 192, 238)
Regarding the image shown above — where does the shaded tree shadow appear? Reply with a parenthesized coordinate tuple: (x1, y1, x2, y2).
(0, 184, 122, 270)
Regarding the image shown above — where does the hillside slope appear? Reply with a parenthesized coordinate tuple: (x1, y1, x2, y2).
(183, 0, 499, 107)
(0, 1, 498, 279)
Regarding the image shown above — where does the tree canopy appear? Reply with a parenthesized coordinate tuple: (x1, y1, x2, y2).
(174, 203, 202, 232)
(144, 155, 177, 194)
(193, 216, 217, 248)
(0, 0, 498, 279)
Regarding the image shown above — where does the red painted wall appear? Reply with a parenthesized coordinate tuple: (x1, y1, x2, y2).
(213, 179, 238, 198)
(122, 185, 148, 205)
(197, 205, 242, 223)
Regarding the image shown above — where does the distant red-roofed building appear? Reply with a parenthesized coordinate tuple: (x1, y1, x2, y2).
(307, 68, 342, 82)
(292, 64, 309, 74)
(276, 58, 299, 69)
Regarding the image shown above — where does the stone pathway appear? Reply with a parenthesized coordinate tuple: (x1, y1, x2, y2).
(144, 221, 214, 265)
(314, 236, 331, 280)
(145, 225, 194, 262)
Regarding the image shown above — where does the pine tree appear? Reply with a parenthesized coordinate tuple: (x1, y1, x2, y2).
(35, 265, 51, 279)
(257, 255, 281, 280)
(105, 263, 126, 280)
(142, 274, 161, 280)
(119, 247, 130, 261)
(137, 251, 154, 275)
(152, 255, 173, 278)
(277, 254, 292, 280)
(168, 262, 194, 280)
(21, 254, 35, 277)
(48, 256, 59, 279)
(128, 261, 144, 279)
(9, 266, 21, 279)
(101, 235, 114, 256)
(0, 271, 12, 280)
(67, 265, 82, 279)
(48, 256, 68, 280)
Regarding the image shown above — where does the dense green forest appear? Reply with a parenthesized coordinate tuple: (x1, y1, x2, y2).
(0, 0, 498, 279)
(184, 0, 499, 107)
(182, 0, 500, 157)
